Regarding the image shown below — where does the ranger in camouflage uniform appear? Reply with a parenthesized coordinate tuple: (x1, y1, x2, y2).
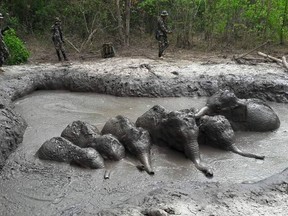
(51, 17, 68, 61)
(156, 10, 172, 58)
(0, 13, 9, 67)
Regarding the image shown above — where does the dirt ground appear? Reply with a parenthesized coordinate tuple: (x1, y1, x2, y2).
(25, 35, 288, 65)
(1, 41, 288, 216)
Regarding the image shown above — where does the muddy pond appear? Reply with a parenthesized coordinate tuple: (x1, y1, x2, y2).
(0, 90, 288, 215)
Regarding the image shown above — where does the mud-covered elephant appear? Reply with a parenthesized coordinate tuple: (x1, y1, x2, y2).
(198, 115, 265, 160)
(101, 115, 154, 175)
(61, 120, 125, 161)
(195, 89, 280, 132)
(37, 137, 105, 169)
(136, 105, 213, 178)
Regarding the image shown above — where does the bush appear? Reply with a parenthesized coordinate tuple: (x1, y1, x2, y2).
(3, 28, 30, 65)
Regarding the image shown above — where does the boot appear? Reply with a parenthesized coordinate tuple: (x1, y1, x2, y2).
(56, 50, 62, 61)
(62, 51, 68, 61)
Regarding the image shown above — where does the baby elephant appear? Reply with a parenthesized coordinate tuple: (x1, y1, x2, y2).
(198, 115, 265, 160)
(37, 137, 105, 169)
(136, 105, 213, 178)
(101, 115, 154, 175)
(61, 120, 125, 161)
(195, 89, 280, 132)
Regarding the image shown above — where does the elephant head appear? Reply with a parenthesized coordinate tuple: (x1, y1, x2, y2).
(101, 115, 154, 175)
(38, 137, 105, 169)
(198, 115, 265, 160)
(135, 104, 168, 145)
(159, 110, 213, 178)
(195, 89, 280, 132)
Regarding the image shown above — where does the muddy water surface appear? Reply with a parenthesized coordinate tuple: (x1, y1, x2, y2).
(1, 90, 288, 215)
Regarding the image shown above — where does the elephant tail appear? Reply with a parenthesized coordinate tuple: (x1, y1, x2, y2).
(137, 152, 155, 175)
(229, 144, 265, 160)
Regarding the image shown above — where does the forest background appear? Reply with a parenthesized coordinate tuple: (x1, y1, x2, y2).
(1, 0, 288, 62)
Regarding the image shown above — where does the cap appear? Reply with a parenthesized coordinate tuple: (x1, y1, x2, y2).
(160, 10, 169, 17)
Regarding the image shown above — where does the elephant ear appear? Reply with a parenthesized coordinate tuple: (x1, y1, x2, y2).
(230, 104, 247, 122)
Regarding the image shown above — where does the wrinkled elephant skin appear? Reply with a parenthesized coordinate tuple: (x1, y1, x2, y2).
(90, 134, 125, 161)
(196, 89, 280, 132)
(135, 104, 168, 145)
(61, 120, 100, 148)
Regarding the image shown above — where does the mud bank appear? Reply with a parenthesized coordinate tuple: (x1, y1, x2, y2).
(1, 57, 288, 215)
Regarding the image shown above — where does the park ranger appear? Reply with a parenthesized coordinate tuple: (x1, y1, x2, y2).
(51, 17, 68, 61)
(0, 13, 10, 67)
(156, 10, 172, 58)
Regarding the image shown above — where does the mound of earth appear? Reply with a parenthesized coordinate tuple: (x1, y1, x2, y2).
(0, 56, 288, 215)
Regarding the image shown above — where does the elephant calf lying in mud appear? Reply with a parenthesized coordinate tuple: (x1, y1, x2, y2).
(198, 115, 265, 160)
(136, 105, 213, 178)
(101, 115, 154, 175)
(37, 118, 155, 175)
(37, 120, 125, 169)
(37, 89, 273, 177)
(136, 104, 267, 178)
(37, 137, 105, 169)
(195, 89, 280, 132)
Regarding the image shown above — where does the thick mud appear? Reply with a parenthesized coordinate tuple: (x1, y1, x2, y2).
(1, 57, 288, 215)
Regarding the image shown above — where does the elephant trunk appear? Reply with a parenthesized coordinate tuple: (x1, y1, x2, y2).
(137, 152, 154, 175)
(185, 141, 213, 178)
(195, 106, 210, 118)
(228, 143, 265, 160)
(192, 157, 213, 178)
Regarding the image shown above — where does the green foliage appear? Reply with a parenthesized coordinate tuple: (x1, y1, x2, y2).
(3, 29, 30, 65)
(2, 0, 288, 48)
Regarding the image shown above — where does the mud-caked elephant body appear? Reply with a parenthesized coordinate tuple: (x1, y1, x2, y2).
(61, 120, 125, 161)
(196, 89, 280, 132)
(198, 115, 265, 159)
(37, 137, 105, 169)
(101, 115, 154, 175)
(136, 105, 213, 178)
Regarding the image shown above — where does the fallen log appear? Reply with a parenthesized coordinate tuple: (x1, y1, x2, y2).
(257, 51, 288, 71)
(233, 40, 270, 61)
(257, 52, 282, 63)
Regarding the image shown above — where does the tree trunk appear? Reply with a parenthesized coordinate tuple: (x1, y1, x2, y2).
(115, 0, 125, 45)
(280, 0, 288, 45)
(124, 0, 131, 47)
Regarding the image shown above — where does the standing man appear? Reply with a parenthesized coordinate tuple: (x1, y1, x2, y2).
(51, 17, 68, 61)
(156, 10, 172, 58)
(0, 13, 10, 67)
